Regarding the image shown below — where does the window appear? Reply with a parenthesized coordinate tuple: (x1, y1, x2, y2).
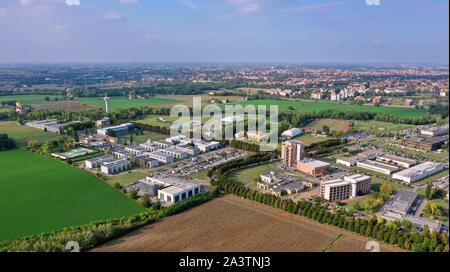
(188, 190, 193, 197)
(194, 187, 199, 195)
(182, 193, 186, 200)
(175, 195, 180, 203)
(167, 195, 172, 202)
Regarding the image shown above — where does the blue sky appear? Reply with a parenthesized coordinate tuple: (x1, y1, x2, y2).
(0, 0, 448, 63)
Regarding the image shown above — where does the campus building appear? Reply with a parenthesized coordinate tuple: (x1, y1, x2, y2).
(392, 162, 445, 184)
(399, 136, 445, 152)
(100, 159, 131, 175)
(139, 140, 161, 152)
(356, 160, 399, 175)
(131, 154, 160, 168)
(147, 151, 175, 164)
(85, 155, 115, 169)
(281, 140, 305, 168)
(281, 128, 304, 139)
(257, 172, 304, 196)
(320, 174, 371, 202)
(376, 154, 417, 168)
(421, 125, 449, 137)
(125, 146, 147, 156)
(297, 159, 330, 177)
(194, 140, 220, 152)
(97, 123, 133, 137)
(160, 147, 189, 160)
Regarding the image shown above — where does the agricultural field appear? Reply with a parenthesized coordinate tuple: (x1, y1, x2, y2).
(74, 96, 179, 111)
(93, 195, 401, 252)
(0, 108, 12, 113)
(238, 99, 427, 118)
(306, 119, 351, 132)
(0, 149, 145, 242)
(228, 162, 281, 189)
(0, 95, 63, 105)
(31, 101, 96, 112)
(0, 121, 61, 147)
(351, 120, 415, 134)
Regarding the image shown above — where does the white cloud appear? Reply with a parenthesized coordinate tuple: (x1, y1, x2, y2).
(119, 0, 138, 4)
(180, 0, 198, 10)
(227, 0, 261, 15)
(102, 12, 123, 21)
(65, 0, 80, 6)
(20, 0, 34, 7)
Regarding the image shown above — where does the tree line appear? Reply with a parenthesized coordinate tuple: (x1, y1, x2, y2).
(0, 134, 16, 151)
(208, 154, 449, 252)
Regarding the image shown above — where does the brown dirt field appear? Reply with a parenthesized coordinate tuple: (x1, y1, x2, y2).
(93, 195, 404, 252)
(32, 101, 97, 112)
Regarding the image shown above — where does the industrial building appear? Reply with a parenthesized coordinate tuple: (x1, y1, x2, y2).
(100, 159, 131, 175)
(131, 154, 160, 168)
(125, 146, 147, 156)
(194, 140, 220, 152)
(26, 119, 63, 134)
(85, 155, 115, 169)
(281, 140, 305, 168)
(336, 150, 381, 167)
(376, 154, 417, 168)
(160, 147, 189, 160)
(356, 160, 399, 175)
(139, 140, 161, 152)
(392, 162, 445, 184)
(399, 136, 445, 152)
(297, 159, 330, 177)
(421, 125, 449, 137)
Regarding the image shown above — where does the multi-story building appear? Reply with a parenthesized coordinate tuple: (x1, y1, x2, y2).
(320, 179, 352, 202)
(320, 174, 371, 201)
(281, 140, 305, 168)
(399, 136, 445, 152)
(139, 140, 161, 152)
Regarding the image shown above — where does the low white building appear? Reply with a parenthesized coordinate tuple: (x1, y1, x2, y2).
(160, 147, 189, 160)
(357, 160, 399, 175)
(247, 131, 267, 142)
(147, 151, 175, 164)
(393, 162, 445, 184)
(376, 154, 417, 168)
(101, 159, 131, 175)
(194, 141, 220, 152)
(125, 146, 147, 156)
(141, 176, 202, 204)
(281, 128, 303, 139)
(139, 141, 161, 152)
(85, 155, 115, 169)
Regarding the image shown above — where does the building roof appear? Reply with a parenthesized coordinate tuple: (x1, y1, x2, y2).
(393, 162, 444, 178)
(378, 154, 417, 165)
(357, 160, 399, 172)
(389, 190, 418, 214)
(321, 178, 350, 188)
(300, 159, 330, 168)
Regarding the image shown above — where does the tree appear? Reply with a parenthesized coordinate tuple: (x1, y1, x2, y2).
(380, 183, 394, 197)
(322, 125, 330, 135)
(128, 189, 138, 199)
(425, 181, 433, 200)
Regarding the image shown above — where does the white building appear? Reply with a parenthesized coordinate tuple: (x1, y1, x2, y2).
(147, 151, 175, 164)
(344, 174, 372, 197)
(139, 141, 161, 152)
(246, 131, 267, 142)
(125, 146, 147, 156)
(320, 174, 371, 202)
(160, 147, 189, 160)
(421, 125, 449, 137)
(393, 162, 445, 184)
(281, 128, 303, 139)
(357, 160, 399, 175)
(141, 176, 202, 204)
(85, 155, 115, 169)
(194, 141, 220, 152)
(376, 154, 417, 168)
(101, 159, 131, 175)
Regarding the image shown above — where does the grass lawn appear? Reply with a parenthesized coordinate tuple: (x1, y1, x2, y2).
(74, 96, 178, 111)
(0, 121, 61, 147)
(306, 119, 350, 132)
(295, 133, 335, 146)
(0, 108, 12, 113)
(0, 95, 63, 105)
(238, 99, 427, 118)
(413, 169, 449, 186)
(0, 149, 145, 242)
(229, 162, 281, 190)
(118, 131, 168, 144)
(351, 120, 415, 134)
(189, 170, 209, 181)
(104, 170, 149, 186)
(424, 198, 449, 225)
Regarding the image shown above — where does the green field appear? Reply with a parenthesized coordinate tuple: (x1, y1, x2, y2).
(229, 162, 281, 190)
(0, 95, 62, 105)
(0, 149, 145, 241)
(75, 96, 178, 111)
(351, 120, 415, 134)
(306, 119, 350, 132)
(104, 170, 150, 186)
(295, 133, 335, 146)
(238, 99, 427, 118)
(0, 121, 61, 147)
(0, 108, 12, 113)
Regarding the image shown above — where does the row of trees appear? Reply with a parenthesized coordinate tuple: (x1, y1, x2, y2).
(229, 140, 261, 152)
(208, 154, 449, 252)
(0, 134, 16, 151)
(131, 122, 171, 135)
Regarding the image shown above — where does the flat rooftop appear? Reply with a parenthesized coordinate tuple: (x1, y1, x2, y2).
(394, 162, 444, 178)
(358, 160, 399, 172)
(378, 154, 417, 165)
(300, 159, 330, 168)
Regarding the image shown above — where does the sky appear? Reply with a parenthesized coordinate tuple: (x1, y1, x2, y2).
(0, 0, 448, 64)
